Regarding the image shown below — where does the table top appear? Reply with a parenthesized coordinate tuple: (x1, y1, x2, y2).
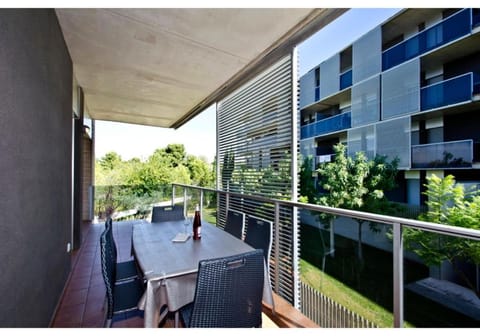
(132, 220, 255, 280)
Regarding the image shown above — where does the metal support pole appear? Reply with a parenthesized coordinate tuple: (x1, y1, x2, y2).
(225, 190, 230, 223)
(200, 190, 204, 217)
(274, 202, 280, 293)
(393, 222, 404, 327)
(172, 185, 176, 207)
(183, 188, 188, 213)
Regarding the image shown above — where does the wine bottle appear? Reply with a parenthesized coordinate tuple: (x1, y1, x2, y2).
(193, 204, 202, 240)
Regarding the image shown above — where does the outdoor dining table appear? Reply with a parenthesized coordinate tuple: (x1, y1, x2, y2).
(132, 219, 274, 328)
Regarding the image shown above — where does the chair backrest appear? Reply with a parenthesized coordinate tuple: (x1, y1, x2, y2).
(104, 217, 118, 263)
(151, 205, 184, 223)
(100, 229, 116, 319)
(224, 210, 245, 239)
(188, 249, 265, 328)
(244, 215, 273, 263)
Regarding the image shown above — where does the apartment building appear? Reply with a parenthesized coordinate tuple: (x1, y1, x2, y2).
(299, 8, 480, 205)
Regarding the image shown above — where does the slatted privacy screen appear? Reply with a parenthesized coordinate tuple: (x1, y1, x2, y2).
(216, 53, 299, 306)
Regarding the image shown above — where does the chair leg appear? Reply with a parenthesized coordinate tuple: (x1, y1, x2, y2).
(174, 311, 179, 328)
(104, 318, 112, 328)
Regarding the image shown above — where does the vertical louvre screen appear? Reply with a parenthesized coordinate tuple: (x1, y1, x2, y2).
(217, 54, 298, 305)
(382, 58, 420, 119)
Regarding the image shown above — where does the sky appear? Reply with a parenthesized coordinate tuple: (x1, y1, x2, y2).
(94, 8, 402, 164)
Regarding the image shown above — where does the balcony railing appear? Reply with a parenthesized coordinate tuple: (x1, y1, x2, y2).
(473, 9, 480, 28)
(420, 72, 475, 111)
(383, 9, 473, 71)
(170, 183, 480, 327)
(339, 69, 352, 90)
(474, 72, 480, 95)
(300, 112, 351, 139)
(411, 140, 473, 169)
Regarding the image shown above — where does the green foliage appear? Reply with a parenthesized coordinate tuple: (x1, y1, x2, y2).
(315, 143, 399, 260)
(98, 151, 122, 170)
(186, 155, 215, 187)
(94, 144, 215, 218)
(316, 143, 398, 216)
(299, 155, 316, 203)
(404, 175, 480, 294)
(221, 150, 235, 189)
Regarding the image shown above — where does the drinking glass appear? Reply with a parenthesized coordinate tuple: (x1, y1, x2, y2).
(184, 216, 192, 236)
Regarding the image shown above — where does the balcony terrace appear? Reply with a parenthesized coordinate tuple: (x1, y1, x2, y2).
(382, 8, 476, 71)
(420, 72, 479, 111)
(300, 112, 351, 139)
(56, 183, 480, 328)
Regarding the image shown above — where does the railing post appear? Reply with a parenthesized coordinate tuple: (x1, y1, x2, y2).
(274, 201, 280, 293)
(200, 190, 204, 215)
(183, 187, 188, 213)
(393, 222, 404, 327)
(225, 189, 230, 222)
(172, 184, 175, 206)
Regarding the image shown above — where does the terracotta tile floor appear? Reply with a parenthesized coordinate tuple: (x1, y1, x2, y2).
(51, 219, 176, 328)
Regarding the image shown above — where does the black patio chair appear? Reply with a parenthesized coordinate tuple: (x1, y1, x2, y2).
(180, 249, 265, 328)
(104, 217, 139, 283)
(151, 204, 184, 223)
(244, 215, 273, 263)
(100, 229, 145, 328)
(224, 209, 245, 239)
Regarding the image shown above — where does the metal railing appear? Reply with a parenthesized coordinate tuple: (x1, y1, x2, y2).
(420, 72, 475, 111)
(382, 9, 473, 71)
(300, 112, 351, 139)
(339, 69, 352, 90)
(172, 183, 480, 328)
(411, 139, 473, 169)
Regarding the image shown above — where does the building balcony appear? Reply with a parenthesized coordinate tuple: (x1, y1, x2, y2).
(420, 72, 478, 111)
(411, 139, 473, 169)
(300, 112, 351, 139)
(383, 8, 474, 71)
(53, 183, 480, 328)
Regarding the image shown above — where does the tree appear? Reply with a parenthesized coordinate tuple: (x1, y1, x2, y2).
(316, 143, 399, 261)
(403, 175, 480, 296)
(186, 155, 215, 187)
(98, 151, 122, 170)
(94, 145, 214, 218)
(299, 155, 317, 203)
(221, 150, 235, 190)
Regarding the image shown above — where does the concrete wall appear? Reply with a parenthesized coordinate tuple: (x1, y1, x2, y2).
(0, 9, 73, 326)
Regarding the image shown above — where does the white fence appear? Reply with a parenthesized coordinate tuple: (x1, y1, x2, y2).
(300, 282, 378, 328)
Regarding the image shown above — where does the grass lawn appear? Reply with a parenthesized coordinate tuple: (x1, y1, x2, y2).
(300, 222, 479, 327)
(300, 258, 399, 327)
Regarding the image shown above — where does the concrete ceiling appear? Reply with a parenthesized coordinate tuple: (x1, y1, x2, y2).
(56, 8, 346, 128)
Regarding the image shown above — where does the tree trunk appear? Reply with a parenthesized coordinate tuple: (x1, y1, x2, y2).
(329, 218, 335, 257)
(357, 221, 364, 262)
